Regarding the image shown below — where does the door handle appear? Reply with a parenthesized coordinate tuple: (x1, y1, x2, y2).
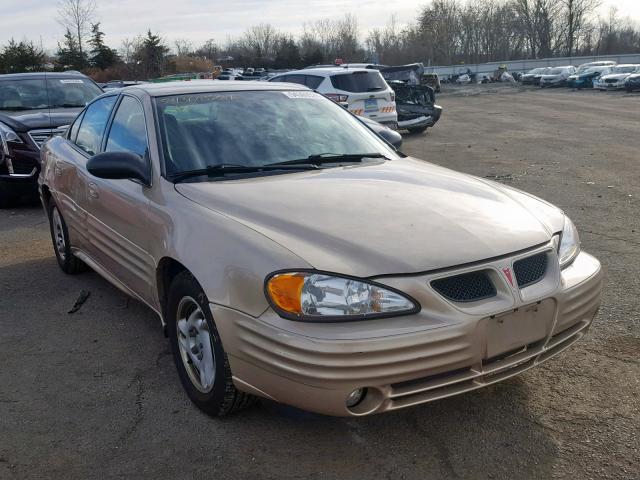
(88, 182, 100, 199)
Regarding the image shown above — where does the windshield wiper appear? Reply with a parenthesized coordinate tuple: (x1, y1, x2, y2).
(269, 152, 390, 167)
(170, 163, 318, 183)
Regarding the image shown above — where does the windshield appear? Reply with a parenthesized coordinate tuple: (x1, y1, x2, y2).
(155, 90, 397, 176)
(0, 77, 102, 111)
(528, 68, 546, 74)
(610, 66, 637, 74)
(330, 71, 387, 92)
(546, 68, 564, 75)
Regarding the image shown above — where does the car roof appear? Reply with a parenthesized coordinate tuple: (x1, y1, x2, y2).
(122, 80, 310, 97)
(0, 71, 90, 80)
(276, 67, 373, 77)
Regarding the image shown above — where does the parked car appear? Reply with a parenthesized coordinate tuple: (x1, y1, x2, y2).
(388, 81, 442, 133)
(269, 67, 398, 128)
(624, 73, 640, 92)
(216, 74, 243, 81)
(520, 67, 549, 86)
(0, 71, 102, 207)
(39, 81, 602, 417)
(593, 65, 640, 90)
(569, 65, 613, 89)
(539, 66, 577, 88)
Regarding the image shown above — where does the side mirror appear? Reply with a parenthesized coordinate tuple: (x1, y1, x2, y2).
(87, 151, 150, 185)
(376, 127, 403, 150)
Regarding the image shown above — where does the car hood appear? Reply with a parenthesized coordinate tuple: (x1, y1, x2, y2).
(175, 158, 564, 277)
(0, 108, 81, 132)
(540, 74, 564, 81)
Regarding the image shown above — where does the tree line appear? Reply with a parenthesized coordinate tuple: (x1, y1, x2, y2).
(1, 0, 640, 79)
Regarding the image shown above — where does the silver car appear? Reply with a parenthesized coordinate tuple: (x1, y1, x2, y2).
(39, 81, 602, 417)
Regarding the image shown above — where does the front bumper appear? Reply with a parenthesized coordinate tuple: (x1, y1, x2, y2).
(214, 248, 602, 416)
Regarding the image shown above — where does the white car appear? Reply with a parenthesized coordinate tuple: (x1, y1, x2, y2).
(269, 68, 398, 128)
(593, 64, 640, 90)
(539, 66, 577, 87)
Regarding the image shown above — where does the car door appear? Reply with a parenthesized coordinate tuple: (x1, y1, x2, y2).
(84, 94, 156, 305)
(59, 95, 118, 251)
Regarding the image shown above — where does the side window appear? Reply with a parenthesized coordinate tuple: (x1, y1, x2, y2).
(305, 75, 323, 89)
(270, 75, 287, 83)
(105, 96, 148, 159)
(75, 96, 117, 155)
(68, 111, 85, 142)
(285, 75, 307, 86)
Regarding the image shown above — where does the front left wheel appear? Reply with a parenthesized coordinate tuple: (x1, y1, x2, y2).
(167, 271, 256, 416)
(47, 201, 87, 274)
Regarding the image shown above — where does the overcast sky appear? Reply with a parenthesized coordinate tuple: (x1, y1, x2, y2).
(2, 0, 640, 53)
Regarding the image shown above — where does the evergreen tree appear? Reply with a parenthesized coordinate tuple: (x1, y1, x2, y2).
(0, 39, 46, 73)
(88, 23, 119, 70)
(135, 30, 169, 79)
(56, 28, 87, 70)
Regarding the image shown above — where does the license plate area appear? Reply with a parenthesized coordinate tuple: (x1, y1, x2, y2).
(364, 98, 379, 112)
(485, 299, 556, 359)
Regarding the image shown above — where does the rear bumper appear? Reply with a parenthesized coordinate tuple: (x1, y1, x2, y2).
(214, 250, 602, 416)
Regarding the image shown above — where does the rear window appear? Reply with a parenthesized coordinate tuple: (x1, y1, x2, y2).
(330, 71, 387, 92)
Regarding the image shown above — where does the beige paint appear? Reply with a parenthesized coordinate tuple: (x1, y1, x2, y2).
(39, 82, 602, 416)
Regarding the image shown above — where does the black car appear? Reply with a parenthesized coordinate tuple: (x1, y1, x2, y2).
(388, 81, 442, 133)
(625, 73, 640, 92)
(0, 72, 102, 206)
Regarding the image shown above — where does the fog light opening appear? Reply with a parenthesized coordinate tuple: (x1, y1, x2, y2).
(345, 388, 367, 408)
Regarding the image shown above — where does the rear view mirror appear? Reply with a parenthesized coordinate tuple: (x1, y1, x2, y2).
(87, 151, 150, 185)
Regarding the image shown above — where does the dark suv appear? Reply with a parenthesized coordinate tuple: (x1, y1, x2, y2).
(0, 72, 102, 206)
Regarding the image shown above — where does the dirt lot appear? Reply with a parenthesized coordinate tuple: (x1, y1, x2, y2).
(1, 86, 638, 480)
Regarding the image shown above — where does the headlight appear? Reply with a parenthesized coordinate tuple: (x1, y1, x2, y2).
(265, 271, 419, 321)
(556, 216, 580, 268)
(0, 121, 22, 161)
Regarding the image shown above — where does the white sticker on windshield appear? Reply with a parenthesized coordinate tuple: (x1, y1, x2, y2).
(60, 79, 84, 84)
(281, 91, 319, 99)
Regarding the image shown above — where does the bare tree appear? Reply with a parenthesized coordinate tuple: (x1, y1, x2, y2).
(561, 0, 600, 56)
(173, 39, 193, 57)
(57, 0, 96, 68)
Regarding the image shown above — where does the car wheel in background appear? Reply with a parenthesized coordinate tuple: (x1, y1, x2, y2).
(47, 201, 87, 274)
(167, 271, 257, 417)
(408, 126, 428, 134)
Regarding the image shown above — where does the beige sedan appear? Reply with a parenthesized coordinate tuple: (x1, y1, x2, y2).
(39, 82, 602, 417)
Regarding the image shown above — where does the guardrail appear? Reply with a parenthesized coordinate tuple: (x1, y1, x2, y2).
(425, 53, 640, 76)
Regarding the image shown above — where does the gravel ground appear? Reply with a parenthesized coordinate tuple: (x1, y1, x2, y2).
(1, 85, 638, 479)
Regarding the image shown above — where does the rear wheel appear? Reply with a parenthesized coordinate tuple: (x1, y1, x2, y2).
(48, 201, 87, 274)
(167, 271, 256, 416)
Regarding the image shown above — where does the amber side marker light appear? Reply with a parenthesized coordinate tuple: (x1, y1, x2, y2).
(266, 273, 305, 315)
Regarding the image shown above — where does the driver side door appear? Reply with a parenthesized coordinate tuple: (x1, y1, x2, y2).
(83, 94, 156, 306)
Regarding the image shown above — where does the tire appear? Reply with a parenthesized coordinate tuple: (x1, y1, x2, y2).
(167, 271, 256, 416)
(407, 126, 428, 134)
(48, 200, 87, 274)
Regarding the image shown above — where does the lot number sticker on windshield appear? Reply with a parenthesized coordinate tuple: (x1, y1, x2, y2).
(281, 91, 319, 99)
(60, 79, 85, 84)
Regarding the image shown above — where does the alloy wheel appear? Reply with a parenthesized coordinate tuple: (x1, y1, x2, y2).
(176, 296, 216, 393)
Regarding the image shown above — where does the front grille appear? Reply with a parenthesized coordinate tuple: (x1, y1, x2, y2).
(513, 252, 548, 288)
(431, 270, 496, 303)
(28, 128, 67, 149)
